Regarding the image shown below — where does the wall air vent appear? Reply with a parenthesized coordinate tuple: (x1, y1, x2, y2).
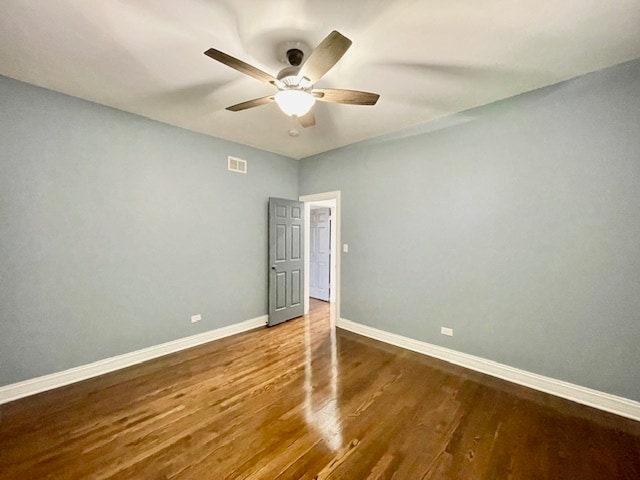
(228, 156, 247, 174)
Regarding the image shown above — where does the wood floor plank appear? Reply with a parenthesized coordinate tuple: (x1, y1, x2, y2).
(1, 299, 639, 479)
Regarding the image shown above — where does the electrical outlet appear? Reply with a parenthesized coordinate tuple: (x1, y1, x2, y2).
(440, 326, 453, 336)
(343, 244, 349, 253)
(191, 314, 202, 323)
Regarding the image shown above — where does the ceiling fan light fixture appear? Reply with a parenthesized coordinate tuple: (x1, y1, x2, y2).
(274, 89, 316, 117)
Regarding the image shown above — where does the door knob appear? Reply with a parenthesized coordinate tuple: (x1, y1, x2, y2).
(271, 265, 276, 270)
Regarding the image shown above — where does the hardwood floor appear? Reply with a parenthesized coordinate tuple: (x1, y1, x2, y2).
(1, 299, 639, 479)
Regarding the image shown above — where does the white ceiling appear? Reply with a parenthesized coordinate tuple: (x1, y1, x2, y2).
(1, 1, 639, 159)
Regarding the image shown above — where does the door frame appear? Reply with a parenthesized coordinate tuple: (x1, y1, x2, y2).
(299, 191, 341, 319)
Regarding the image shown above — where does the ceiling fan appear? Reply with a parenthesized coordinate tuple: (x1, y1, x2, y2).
(204, 31, 380, 127)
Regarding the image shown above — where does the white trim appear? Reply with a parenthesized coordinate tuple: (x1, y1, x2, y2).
(337, 317, 640, 422)
(300, 191, 341, 319)
(0, 315, 267, 405)
(328, 205, 336, 303)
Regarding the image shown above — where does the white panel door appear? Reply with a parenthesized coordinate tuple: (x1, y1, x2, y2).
(309, 207, 330, 301)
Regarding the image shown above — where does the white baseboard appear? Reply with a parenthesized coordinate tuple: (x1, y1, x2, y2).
(0, 315, 268, 405)
(338, 317, 640, 422)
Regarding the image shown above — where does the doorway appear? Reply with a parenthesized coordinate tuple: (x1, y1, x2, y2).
(299, 191, 341, 319)
(309, 204, 332, 302)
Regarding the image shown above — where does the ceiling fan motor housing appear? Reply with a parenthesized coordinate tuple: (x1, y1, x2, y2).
(276, 49, 313, 89)
(277, 65, 312, 89)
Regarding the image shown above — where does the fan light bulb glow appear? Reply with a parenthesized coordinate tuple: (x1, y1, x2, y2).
(274, 90, 316, 117)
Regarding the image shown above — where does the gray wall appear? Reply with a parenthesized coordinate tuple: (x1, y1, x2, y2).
(300, 59, 640, 401)
(0, 76, 298, 386)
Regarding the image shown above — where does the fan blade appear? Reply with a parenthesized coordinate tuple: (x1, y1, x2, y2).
(298, 31, 352, 83)
(297, 111, 316, 128)
(313, 88, 379, 105)
(204, 48, 278, 86)
(226, 95, 274, 112)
